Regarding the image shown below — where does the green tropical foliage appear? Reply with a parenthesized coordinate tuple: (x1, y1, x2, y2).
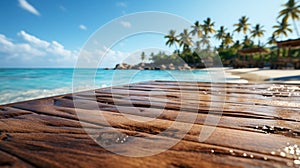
(242, 36, 254, 48)
(155, 0, 300, 68)
(251, 24, 265, 46)
(190, 21, 203, 38)
(164, 30, 179, 47)
(234, 16, 251, 35)
(215, 26, 227, 41)
(273, 20, 293, 38)
(223, 33, 234, 48)
(278, 0, 300, 36)
(179, 29, 193, 49)
(150, 52, 183, 66)
(267, 34, 278, 46)
(202, 17, 216, 36)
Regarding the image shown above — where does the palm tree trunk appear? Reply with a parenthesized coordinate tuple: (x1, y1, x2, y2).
(293, 19, 300, 37)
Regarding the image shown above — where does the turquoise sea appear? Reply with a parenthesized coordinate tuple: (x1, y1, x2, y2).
(0, 68, 240, 105)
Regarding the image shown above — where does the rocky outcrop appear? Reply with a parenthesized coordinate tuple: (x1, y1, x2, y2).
(113, 63, 192, 70)
(114, 63, 132, 70)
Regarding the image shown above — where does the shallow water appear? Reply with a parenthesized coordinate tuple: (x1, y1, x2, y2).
(0, 68, 239, 105)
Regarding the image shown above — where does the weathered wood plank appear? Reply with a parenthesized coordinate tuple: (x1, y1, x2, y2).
(0, 81, 299, 167)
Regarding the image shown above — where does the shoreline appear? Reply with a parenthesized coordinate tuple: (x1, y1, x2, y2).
(225, 68, 300, 84)
(1, 68, 299, 106)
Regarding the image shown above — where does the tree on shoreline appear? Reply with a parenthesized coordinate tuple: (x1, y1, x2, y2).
(202, 17, 216, 37)
(234, 16, 251, 35)
(273, 20, 293, 39)
(251, 24, 265, 46)
(215, 26, 227, 41)
(242, 35, 253, 48)
(190, 21, 203, 38)
(165, 30, 179, 48)
(161, 0, 300, 67)
(278, 0, 300, 37)
(215, 26, 227, 49)
(179, 29, 193, 50)
(267, 34, 278, 46)
(223, 33, 234, 48)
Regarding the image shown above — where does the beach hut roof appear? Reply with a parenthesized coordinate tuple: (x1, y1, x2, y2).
(277, 38, 300, 49)
(238, 47, 269, 55)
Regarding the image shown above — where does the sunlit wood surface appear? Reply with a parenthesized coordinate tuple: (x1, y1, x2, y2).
(0, 81, 300, 167)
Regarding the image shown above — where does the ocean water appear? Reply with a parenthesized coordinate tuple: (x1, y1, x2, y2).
(0, 68, 237, 105)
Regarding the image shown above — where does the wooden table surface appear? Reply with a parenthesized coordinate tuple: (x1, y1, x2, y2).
(0, 81, 300, 168)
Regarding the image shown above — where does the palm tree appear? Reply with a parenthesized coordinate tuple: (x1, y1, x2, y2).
(179, 29, 193, 50)
(199, 35, 211, 50)
(234, 16, 251, 35)
(278, 0, 300, 36)
(267, 34, 278, 46)
(190, 21, 203, 38)
(242, 35, 253, 47)
(251, 24, 265, 46)
(165, 30, 179, 48)
(215, 26, 227, 41)
(232, 40, 243, 50)
(202, 17, 216, 36)
(273, 20, 293, 38)
(223, 33, 234, 48)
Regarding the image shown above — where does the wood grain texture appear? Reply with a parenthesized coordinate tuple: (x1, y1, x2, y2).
(0, 81, 300, 168)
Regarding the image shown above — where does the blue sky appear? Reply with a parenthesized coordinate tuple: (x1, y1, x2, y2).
(0, 0, 296, 67)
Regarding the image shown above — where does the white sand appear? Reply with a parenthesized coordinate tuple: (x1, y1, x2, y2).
(226, 68, 300, 83)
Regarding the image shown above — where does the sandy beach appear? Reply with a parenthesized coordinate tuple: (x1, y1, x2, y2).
(225, 68, 300, 84)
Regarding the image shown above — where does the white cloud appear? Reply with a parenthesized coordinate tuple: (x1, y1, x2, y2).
(18, 30, 50, 48)
(0, 31, 77, 66)
(18, 0, 40, 16)
(59, 5, 67, 12)
(120, 21, 131, 28)
(79, 46, 144, 68)
(79, 24, 87, 30)
(116, 2, 127, 7)
(48, 41, 73, 59)
(0, 34, 44, 59)
(0, 34, 13, 47)
(0, 31, 138, 68)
